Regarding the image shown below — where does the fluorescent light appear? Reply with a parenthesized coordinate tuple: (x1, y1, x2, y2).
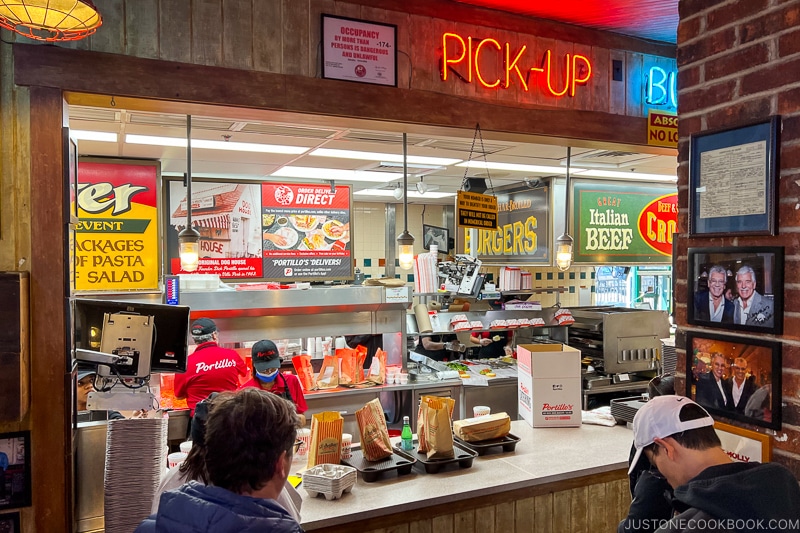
(455, 161, 576, 174)
(125, 134, 309, 154)
(72, 130, 118, 142)
(270, 166, 400, 183)
(310, 148, 461, 166)
(572, 169, 677, 182)
(355, 189, 455, 199)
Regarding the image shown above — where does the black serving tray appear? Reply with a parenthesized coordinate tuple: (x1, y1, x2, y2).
(341, 448, 416, 483)
(453, 433, 521, 456)
(394, 440, 477, 474)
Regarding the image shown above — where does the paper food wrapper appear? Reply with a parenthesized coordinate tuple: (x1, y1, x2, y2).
(291, 355, 315, 391)
(416, 395, 455, 453)
(355, 398, 393, 461)
(365, 348, 386, 384)
(314, 355, 339, 389)
(307, 411, 344, 467)
(453, 412, 511, 442)
(414, 303, 433, 333)
(422, 398, 455, 460)
(337, 347, 364, 386)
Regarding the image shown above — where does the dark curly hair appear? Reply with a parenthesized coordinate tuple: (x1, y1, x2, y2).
(204, 388, 298, 494)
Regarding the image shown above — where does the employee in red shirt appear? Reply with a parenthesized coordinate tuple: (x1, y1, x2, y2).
(240, 339, 308, 425)
(175, 318, 247, 416)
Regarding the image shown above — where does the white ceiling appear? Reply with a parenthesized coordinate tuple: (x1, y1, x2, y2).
(69, 105, 678, 205)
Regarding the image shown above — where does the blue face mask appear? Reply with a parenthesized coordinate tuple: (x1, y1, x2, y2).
(255, 368, 279, 383)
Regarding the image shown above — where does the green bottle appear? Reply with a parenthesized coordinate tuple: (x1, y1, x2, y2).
(401, 415, 413, 451)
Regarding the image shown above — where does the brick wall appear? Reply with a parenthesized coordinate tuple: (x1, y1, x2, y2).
(676, 0, 800, 476)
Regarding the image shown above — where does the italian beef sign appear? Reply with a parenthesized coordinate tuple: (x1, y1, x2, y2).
(573, 181, 677, 264)
(457, 191, 498, 230)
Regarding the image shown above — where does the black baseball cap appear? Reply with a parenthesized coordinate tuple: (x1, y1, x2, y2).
(252, 340, 281, 374)
(191, 318, 217, 336)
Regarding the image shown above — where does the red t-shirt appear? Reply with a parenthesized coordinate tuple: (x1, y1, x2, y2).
(174, 342, 247, 415)
(239, 373, 308, 414)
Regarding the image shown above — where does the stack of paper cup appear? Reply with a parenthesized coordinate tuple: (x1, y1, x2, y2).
(340, 433, 352, 460)
(297, 428, 311, 457)
(473, 406, 491, 417)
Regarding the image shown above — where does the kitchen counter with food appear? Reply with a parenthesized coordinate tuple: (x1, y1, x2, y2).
(299, 420, 633, 532)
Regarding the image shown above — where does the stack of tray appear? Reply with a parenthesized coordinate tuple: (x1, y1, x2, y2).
(454, 434, 520, 456)
(661, 339, 677, 376)
(303, 464, 357, 500)
(610, 396, 648, 424)
(341, 448, 416, 482)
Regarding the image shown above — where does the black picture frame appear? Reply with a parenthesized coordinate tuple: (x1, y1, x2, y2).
(689, 116, 779, 236)
(0, 431, 32, 510)
(422, 224, 449, 252)
(0, 511, 21, 533)
(687, 247, 783, 335)
(685, 330, 782, 431)
(63, 128, 79, 224)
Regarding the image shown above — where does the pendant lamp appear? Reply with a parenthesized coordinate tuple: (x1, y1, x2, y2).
(178, 115, 201, 272)
(555, 147, 573, 271)
(397, 133, 415, 270)
(0, 0, 102, 42)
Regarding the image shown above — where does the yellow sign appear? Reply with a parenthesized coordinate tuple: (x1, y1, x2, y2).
(75, 161, 159, 291)
(457, 191, 498, 230)
(647, 111, 678, 148)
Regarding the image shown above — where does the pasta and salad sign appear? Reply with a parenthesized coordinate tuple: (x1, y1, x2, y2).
(261, 183, 353, 281)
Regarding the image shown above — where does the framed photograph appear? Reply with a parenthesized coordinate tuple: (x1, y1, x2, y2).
(0, 431, 31, 510)
(714, 421, 772, 463)
(689, 116, 779, 236)
(687, 246, 783, 335)
(422, 224, 449, 251)
(63, 127, 79, 224)
(0, 511, 21, 533)
(686, 331, 782, 430)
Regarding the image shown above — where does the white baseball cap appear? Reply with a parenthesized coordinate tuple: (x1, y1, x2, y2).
(628, 395, 715, 475)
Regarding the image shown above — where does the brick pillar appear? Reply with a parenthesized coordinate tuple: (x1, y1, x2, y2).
(676, 0, 800, 476)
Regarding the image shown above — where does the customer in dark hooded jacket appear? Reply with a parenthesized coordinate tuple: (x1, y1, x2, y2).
(135, 388, 303, 533)
(623, 395, 800, 533)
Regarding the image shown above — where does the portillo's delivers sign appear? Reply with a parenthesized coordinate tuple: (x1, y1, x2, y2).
(572, 181, 677, 264)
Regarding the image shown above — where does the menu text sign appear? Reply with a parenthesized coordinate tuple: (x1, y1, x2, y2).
(457, 191, 498, 230)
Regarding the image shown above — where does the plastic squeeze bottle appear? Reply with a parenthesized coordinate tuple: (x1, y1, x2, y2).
(401, 416, 414, 451)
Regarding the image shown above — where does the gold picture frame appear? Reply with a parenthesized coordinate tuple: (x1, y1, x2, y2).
(714, 421, 772, 463)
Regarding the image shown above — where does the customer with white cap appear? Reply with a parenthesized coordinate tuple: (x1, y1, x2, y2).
(174, 318, 247, 417)
(620, 395, 800, 532)
(239, 339, 308, 425)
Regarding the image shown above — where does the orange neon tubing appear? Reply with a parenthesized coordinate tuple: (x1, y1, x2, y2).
(441, 32, 466, 81)
(474, 38, 501, 88)
(545, 50, 570, 97)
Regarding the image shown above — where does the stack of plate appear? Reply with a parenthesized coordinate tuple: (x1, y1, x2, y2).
(104, 417, 167, 533)
(303, 464, 357, 500)
(610, 396, 648, 424)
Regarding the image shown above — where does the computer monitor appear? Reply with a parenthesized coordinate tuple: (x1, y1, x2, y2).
(73, 298, 190, 376)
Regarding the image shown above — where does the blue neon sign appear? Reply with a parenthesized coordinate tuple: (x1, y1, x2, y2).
(645, 66, 677, 111)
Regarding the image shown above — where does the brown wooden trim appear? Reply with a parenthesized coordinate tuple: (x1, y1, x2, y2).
(308, 469, 628, 533)
(340, 0, 676, 57)
(14, 44, 652, 149)
(29, 86, 71, 532)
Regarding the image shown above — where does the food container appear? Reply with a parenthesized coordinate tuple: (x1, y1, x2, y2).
(167, 452, 187, 469)
(453, 433, 521, 456)
(341, 448, 416, 483)
(303, 464, 357, 500)
(394, 441, 477, 474)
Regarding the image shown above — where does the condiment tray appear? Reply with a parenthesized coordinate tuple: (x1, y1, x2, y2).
(341, 448, 416, 483)
(453, 433, 521, 456)
(394, 440, 477, 474)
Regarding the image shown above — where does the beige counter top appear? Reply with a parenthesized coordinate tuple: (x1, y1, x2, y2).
(298, 420, 632, 531)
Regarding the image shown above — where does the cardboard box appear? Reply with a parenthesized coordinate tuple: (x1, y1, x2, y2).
(517, 343, 582, 427)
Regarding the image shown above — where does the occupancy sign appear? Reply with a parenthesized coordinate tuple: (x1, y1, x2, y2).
(457, 191, 498, 230)
(322, 15, 397, 87)
(261, 183, 353, 281)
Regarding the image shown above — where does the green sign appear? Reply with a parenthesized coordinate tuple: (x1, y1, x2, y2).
(572, 181, 677, 264)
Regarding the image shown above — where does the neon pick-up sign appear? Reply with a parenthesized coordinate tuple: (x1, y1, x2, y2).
(440, 32, 592, 97)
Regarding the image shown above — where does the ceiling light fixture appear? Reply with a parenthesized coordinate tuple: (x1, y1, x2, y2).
(178, 115, 201, 272)
(571, 168, 676, 182)
(392, 183, 404, 200)
(0, 0, 102, 41)
(416, 176, 428, 195)
(310, 148, 461, 166)
(355, 189, 454, 199)
(455, 161, 578, 175)
(71, 130, 118, 142)
(555, 147, 574, 272)
(269, 166, 400, 183)
(397, 133, 415, 271)
(125, 134, 309, 154)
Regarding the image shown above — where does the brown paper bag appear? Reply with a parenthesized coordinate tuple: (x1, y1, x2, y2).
(307, 411, 344, 467)
(365, 348, 387, 384)
(314, 355, 339, 389)
(355, 398, 393, 461)
(337, 347, 363, 386)
(423, 399, 455, 460)
(291, 355, 315, 391)
(416, 395, 456, 453)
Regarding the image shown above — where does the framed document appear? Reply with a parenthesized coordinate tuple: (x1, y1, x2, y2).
(714, 421, 771, 463)
(689, 116, 779, 236)
(687, 246, 783, 335)
(321, 14, 397, 87)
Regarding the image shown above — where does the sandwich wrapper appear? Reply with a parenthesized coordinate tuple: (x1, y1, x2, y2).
(453, 412, 511, 442)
